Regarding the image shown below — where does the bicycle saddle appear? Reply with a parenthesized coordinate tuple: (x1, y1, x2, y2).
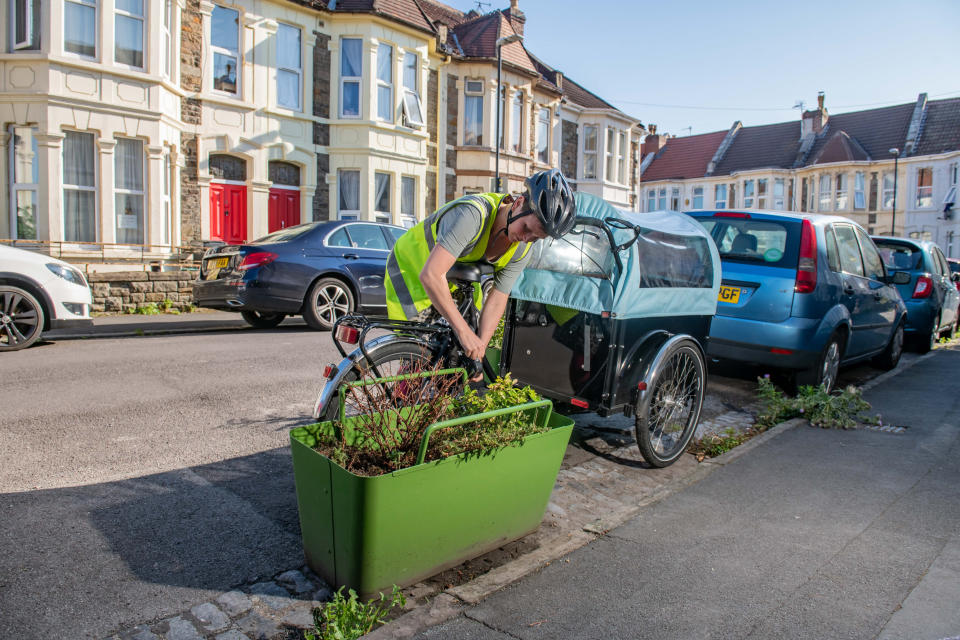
(446, 262, 495, 283)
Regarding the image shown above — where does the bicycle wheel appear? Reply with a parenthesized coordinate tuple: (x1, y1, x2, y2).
(634, 338, 706, 468)
(319, 340, 442, 423)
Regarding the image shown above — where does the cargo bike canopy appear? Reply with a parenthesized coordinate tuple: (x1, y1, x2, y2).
(512, 193, 721, 319)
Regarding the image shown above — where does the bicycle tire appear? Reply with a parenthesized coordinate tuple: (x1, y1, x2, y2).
(320, 340, 440, 423)
(634, 338, 706, 468)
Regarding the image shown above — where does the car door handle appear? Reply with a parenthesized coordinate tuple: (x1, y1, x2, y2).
(843, 285, 854, 295)
(343, 253, 359, 260)
(873, 291, 883, 300)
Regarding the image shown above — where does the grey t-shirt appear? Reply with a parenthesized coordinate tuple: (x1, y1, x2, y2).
(435, 203, 532, 294)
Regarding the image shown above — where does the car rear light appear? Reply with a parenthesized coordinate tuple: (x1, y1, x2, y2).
(913, 275, 934, 298)
(713, 212, 751, 219)
(323, 364, 337, 379)
(795, 219, 817, 294)
(570, 398, 589, 408)
(335, 325, 360, 344)
(770, 347, 793, 355)
(238, 251, 278, 270)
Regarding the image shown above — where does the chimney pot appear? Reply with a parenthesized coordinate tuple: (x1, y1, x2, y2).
(817, 91, 825, 110)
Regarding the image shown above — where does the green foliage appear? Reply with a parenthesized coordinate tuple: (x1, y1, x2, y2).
(127, 302, 161, 315)
(689, 427, 758, 459)
(298, 366, 548, 476)
(304, 586, 405, 640)
(489, 317, 505, 350)
(755, 376, 873, 430)
(158, 298, 175, 311)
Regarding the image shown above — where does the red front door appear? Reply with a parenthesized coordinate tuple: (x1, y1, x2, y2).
(268, 188, 300, 233)
(210, 183, 247, 243)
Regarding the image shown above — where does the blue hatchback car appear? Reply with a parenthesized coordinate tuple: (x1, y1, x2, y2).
(871, 236, 960, 353)
(193, 220, 405, 330)
(686, 210, 909, 392)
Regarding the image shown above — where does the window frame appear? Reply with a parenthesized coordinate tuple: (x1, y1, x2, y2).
(62, 130, 99, 243)
(882, 172, 895, 209)
(276, 23, 302, 111)
(605, 128, 615, 182)
(743, 179, 755, 208)
(337, 169, 360, 220)
(757, 178, 768, 209)
(12, 0, 40, 50)
(773, 178, 785, 210)
(510, 91, 523, 153)
(463, 79, 484, 146)
(944, 162, 958, 206)
(400, 175, 416, 225)
(161, 0, 174, 79)
(714, 183, 727, 209)
(657, 187, 666, 210)
(835, 173, 848, 211)
(691, 186, 704, 209)
(339, 37, 362, 119)
(670, 187, 680, 211)
(833, 223, 865, 277)
(114, 0, 145, 69)
(534, 107, 550, 165)
(818, 174, 832, 212)
(854, 171, 865, 210)
(646, 188, 655, 212)
(8, 125, 39, 240)
(582, 125, 598, 180)
(114, 137, 146, 245)
(161, 150, 172, 246)
(64, 0, 98, 59)
(915, 167, 933, 208)
(376, 42, 394, 123)
(374, 171, 391, 223)
(401, 51, 424, 128)
(617, 131, 626, 184)
(211, 5, 240, 95)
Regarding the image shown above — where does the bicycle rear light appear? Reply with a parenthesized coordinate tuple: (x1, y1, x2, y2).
(335, 325, 360, 344)
(323, 364, 337, 379)
(570, 398, 589, 408)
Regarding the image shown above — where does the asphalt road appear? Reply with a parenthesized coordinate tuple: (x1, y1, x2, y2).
(0, 324, 919, 639)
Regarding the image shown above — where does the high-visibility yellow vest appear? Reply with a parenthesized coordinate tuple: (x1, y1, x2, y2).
(385, 193, 533, 320)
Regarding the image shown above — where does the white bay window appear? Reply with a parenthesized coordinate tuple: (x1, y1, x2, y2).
(64, 0, 96, 57)
(115, 0, 144, 68)
(63, 131, 97, 242)
(276, 23, 302, 110)
(115, 138, 145, 244)
(211, 5, 239, 94)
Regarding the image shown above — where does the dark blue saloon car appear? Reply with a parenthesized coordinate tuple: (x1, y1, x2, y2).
(193, 221, 405, 330)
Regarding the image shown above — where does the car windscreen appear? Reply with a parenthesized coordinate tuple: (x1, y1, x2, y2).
(694, 216, 799, 267)
(251, 223, 319, 244)
(873, 240, 922, 271)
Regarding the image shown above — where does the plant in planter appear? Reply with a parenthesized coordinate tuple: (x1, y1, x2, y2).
(289, 363, 574, 598)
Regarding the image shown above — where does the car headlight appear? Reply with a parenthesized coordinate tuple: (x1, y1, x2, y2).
(46, 263, 88, 287)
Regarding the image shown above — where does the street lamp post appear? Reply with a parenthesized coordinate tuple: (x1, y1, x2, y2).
(889, 147, 900, 235)
(495, 33, 522, 193)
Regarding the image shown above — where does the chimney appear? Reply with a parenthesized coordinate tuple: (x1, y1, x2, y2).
(554, 71, 563, 91)
(506, 0, 525, 36)
(641, 126, 667, 157)
(648, 124, 657, 134)
(801, 91, 829, 136)
(437, 23, 448, 47)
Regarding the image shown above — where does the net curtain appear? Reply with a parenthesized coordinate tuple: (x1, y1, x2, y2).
(63, 131, 96, 242)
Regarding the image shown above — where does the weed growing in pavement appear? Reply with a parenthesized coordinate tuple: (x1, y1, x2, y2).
(755, 377, 873, 430)
(299, 361, 548, 476)
(688, 427, 761, 461)
(305, 586, 405, 640)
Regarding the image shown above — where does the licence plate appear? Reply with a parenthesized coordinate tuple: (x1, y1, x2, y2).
(209, 257, 229, 269)
(718, 286, 741, 304)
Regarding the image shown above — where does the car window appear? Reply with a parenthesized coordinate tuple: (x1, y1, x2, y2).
(874, 240, 922, 271)
(855, 228, 885, 281)
(695, 216, 798, 267)
(824, 225, 841, 272)
(252, 223, 317, 244)
(346, 224, 389, 251)
(386, 226, 405, 245)
(834, 224, 865, 277)
(933, 248, 949, 276)
(327, 227, 352, 248)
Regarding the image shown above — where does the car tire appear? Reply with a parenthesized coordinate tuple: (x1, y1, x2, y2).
(0, 285, 45, 351)
(795, 331, 843, 393)
(303, 277, 354, 331)
(240, 310, 286, 329)
(872, 320, 904, 371)
(916, 315, 938, 354)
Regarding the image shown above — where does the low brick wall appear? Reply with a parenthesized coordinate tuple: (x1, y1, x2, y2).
(87, 271, 196, 313)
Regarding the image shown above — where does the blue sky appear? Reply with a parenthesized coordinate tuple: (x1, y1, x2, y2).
(442, 0, 960, 137)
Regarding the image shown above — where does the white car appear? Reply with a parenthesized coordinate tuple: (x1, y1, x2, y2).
(0, 245, 93, 351)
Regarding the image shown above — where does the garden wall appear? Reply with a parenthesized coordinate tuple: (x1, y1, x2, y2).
(87, 271, 196, 313)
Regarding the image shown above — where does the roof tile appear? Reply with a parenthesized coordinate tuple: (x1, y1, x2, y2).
(640, 131, 728, 181)
(914, 98, 960, 156)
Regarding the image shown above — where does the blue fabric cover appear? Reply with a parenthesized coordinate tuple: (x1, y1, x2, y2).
(512, 193, 720, 319)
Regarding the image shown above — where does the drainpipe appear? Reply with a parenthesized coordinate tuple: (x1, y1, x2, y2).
(435, 53, 451, 216)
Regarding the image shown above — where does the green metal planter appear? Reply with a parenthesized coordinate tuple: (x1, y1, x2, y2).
(289, 392, 573, 598)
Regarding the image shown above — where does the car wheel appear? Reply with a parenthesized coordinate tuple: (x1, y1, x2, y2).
(240, 310, 286, 329)
(916, 316, 938, 354)
(0, 286, 45, 352)
(872, 320, 904, 371)
(303, 278, 354, 330)
(795, 332, 843, 393)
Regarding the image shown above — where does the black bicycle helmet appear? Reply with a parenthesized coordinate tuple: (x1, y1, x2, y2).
(522, 169, 576, 239)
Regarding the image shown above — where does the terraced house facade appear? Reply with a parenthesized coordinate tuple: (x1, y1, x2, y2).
(640, 93, 960, 255)
(0, 0, 642, 269)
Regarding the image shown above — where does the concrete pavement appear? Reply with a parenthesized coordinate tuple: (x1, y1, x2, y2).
(398, 345, 960, 640)
(42, 310, 305, 340)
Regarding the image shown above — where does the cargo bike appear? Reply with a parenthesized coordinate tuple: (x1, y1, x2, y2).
(314, 193, 721, 468)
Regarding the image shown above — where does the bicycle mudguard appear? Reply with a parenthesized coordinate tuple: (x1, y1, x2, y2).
(313, 334, 437, 420)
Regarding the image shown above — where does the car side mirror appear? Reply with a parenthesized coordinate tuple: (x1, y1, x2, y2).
(889, 270, 911, 285)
